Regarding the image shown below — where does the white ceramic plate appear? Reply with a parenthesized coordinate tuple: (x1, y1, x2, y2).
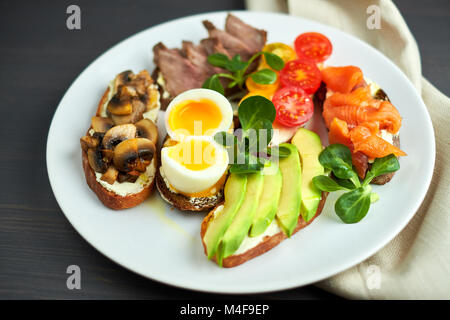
(47, 11, 435, 294)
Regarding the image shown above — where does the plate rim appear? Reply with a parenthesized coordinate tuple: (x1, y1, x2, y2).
(46, 10, 436, 294)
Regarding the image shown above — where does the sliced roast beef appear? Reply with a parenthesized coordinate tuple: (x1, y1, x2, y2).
(225, 14, 267, 53)
(153, 42, 205, 97)
(181, 40, 223, 77)
(202, 20, 254, 61)
(200, 37, 231, 58)
(152, 14, 267, 108)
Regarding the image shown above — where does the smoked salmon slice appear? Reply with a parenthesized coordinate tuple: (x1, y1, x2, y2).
(321, 66, 364, 93)
(326, 87, 372, 107)
(323, 64, 406, 175)
(323, 97, 402, 134)
(328, 118, 406, 177)
(328, 117, 352, 148)
(328, 118, 368, 178)
(350, 126, 407, 158)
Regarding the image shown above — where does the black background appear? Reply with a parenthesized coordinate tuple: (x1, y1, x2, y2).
(0, 0, 448, 299)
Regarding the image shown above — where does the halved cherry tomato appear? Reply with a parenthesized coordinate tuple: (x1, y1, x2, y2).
(279, 59, 322, 94)
(294, 32, 332, 63)
(259, 42, 297, 70)
(272, 87, 314, 127)
(245, 74, 280, 97)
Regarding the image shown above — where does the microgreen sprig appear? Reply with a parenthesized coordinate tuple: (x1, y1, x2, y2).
(214, 95, 290, 173)
(202, 51, 285, 94)
(313, 144, 400, 223)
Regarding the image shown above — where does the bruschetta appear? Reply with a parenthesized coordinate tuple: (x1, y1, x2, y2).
(80, 70, 161, 209)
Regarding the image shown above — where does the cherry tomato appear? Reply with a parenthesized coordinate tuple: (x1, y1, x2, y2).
(245, 74, 280, 97)
(294, 32, 332, 63)
(259, 42, 297, 70)
(279, 59, 322, 94)
(272, 87, 314, 127)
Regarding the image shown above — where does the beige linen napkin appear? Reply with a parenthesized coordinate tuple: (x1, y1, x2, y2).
(246, 0, 450, 299)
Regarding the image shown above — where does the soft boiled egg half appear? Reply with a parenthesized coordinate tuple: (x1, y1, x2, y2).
(161, 135, 229, 196)
(164, 88, 233, 141)
(161, 89, 233, 198)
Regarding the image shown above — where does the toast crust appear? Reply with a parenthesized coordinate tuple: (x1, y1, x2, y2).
(155, 167, 224, 212)
(96, 87, 110, 115)
(200, 192, 328, 268)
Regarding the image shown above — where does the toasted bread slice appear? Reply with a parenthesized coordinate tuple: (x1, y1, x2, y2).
(82, 150, 158, 210)
(156, 167, 224, 212)
(81, 70, 160, 210)
(200, 192, 328, 268)
(155, 135, 225, 212)
(314, 80, 400, 185)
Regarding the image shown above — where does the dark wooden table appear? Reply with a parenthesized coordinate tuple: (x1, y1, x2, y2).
(0, 0, 448, 299)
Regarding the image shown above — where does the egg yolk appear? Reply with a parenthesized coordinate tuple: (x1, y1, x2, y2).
(168, 139, 217, 171)
(169, 99, 222, 136)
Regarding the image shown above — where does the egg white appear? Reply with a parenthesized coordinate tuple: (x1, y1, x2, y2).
(160, 136, 229, 195)
(164, 88, 233, 141)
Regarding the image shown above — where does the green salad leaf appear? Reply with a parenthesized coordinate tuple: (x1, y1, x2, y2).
(214, 95, 280, 173)
(202, 74, 224, 95)
(202, 50, 285, 94)
(318, 144, 360, 187)
(362, 154, 400, 186)
(250, 68, 277, 85)
(238, 95, 276, 130)
(207, 53, 229, 68)
(312, 175, 350, 192)
(335, 186, 372, 223)
(262, 52, 284, 71)
(225, 54, 248, 72)
(313, 144, 401, 223)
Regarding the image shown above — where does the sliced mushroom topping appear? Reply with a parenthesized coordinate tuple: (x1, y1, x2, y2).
(110, 99, 146, 125)
(80, 135, 99, 151)
(102, 124, 137, 149)
(87, 147, 107, 173)
(107, 96, 133, 115)
(113, 70, 132, 91)
(92, 132, 105, 141)
(101, 149, 114, 162)
(113, 138, 155, 172)
(118, 85, 138, 100)
(91, 116, 113, 133)
(117, 172, 139, 183)
(100, 166, 119, 185)
(135, 119, 158, 145)
(128, 70, 152, 95)
(132, 99, 146, 115)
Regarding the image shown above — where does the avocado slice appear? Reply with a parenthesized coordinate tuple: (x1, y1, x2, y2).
(249, 162, 282, 237)
(217, 171, 264, 265)
(203, 173, 247, 259)
(276, 143, 302, 237)
(291, 128, 325, 222)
